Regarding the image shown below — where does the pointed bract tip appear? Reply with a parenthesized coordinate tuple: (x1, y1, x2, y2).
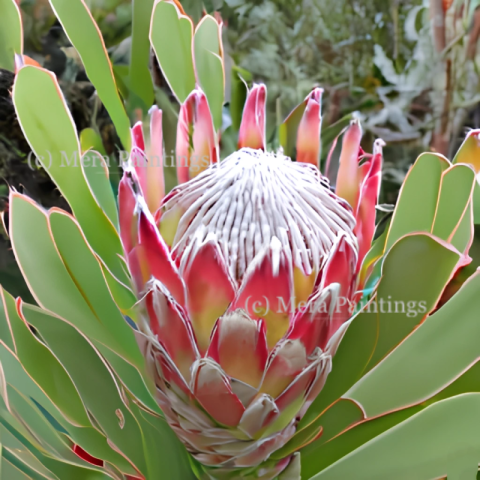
(374, 138, 386, 155)
(308, 87, 324, 102)
(238, 84, 267, 150)
(131, 121, 146, 151)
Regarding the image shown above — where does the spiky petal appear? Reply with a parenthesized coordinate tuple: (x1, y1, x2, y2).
(238, 84, 266, 150)
(176, 89, 218, 184)
(296, 88, 323, 168)
(181, 239, 236, 352)
(355, 139, 384, 272)
(335, 119, 363, 210)
(129, 109, 165, 216)
(146, 106, 165, 213)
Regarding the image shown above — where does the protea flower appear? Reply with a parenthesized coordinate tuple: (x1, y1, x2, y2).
(118, 85, 383, 479)
(5, 2, 480, 478)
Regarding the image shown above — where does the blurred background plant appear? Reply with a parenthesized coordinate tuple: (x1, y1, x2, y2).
(1, 0, 480, 297)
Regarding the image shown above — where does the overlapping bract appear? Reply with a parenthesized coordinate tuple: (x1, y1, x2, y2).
(116, 81, 383, 477)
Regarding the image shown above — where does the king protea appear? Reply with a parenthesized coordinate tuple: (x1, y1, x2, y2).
(118, 85, 383, 479)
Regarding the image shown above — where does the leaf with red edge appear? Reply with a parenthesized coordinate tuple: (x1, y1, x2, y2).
(0, 0, 22, 71)
(431, 163, 475, 254)
(385, 152, 450, 251)
(271, 398, 363, 461)
(13, 66, 128, 285)
(300, 233, 466, 431)
(193, 15, 225, 131)
(150, 0, 196, 104)
(72, 445, 104, 467)
(48, 0, 131, 149)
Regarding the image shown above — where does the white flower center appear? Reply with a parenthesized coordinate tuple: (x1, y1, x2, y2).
(163, 148, 357, 279)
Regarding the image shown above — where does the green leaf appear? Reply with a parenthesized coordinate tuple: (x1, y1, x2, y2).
(300, 233, 462, 429)
(279, 99, 306, 159)
(47, 210, 146, 370)
(2, 291, 91, 428)
(9, 195, 143, 371)
(22, 304, 196, 478)
(20, 305, 149, 476)
(364, 234, 462, 370)
(347, 270, 480, 418)
(0, 415, 111, 479)
(300, 318, 480, 477)
(150, 0, 196, 104)
(96, 346, 160, 415)
(0, 0, 22, 71)
(1, 389, 83, 467)
(320, 114, 353, 164)
(385, 153, 450, 251)
(271, 399, 363, 461)
(79, 128, 106, 155)
(473, 183, 480, 224)
(300, 405, 422, 478)
(48, 0, 131, 149)
(128, 0, 155, 113)
(431, 164, 475, 252)
(194, 15, 224, 131)
(450, 202, 474, 253)
(80, 128, 120, 197)
(81, 150, 119, 229)
(100, 264, 137, 320)
(0, 289, 14, 352)
(454, 132, 480, 223)
(311, 394, 480, 480)
(303, 361, 480, 478)
(1, 455, 37, 480)
(0, 418, 111, 479)
(13, 67, 128, 285)
(229, 66, 251, 132)
(0, 423, 59, 479)
(0, 341, 130, 472)
(131, 404, 196, 480)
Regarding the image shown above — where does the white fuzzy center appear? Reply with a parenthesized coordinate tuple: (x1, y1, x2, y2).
(163, 148, 357, 279)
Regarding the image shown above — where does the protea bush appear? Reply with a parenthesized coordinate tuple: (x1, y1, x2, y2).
(2, 1, 480, 479)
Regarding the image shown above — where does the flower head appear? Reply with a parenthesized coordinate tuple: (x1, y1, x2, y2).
(118, 85, 381, 478)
